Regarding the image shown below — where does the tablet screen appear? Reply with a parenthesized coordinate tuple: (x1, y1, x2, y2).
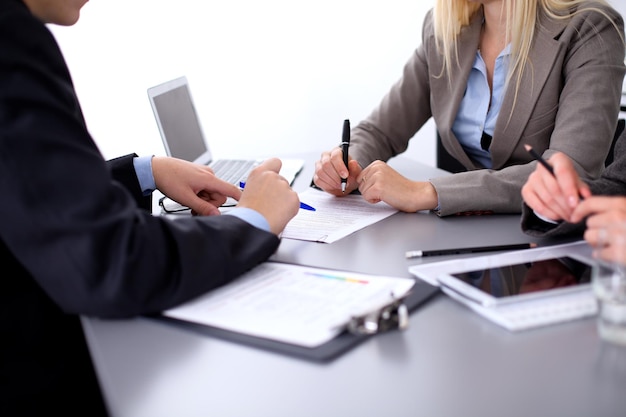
(448, 256, 592, 299)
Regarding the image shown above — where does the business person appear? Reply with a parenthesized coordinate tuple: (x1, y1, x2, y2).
(521, 127, 626, 265)
(313, 0, 625, 216)
(0, 1, 299, 416)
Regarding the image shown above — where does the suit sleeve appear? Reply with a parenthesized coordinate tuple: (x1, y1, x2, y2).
(0, 7, 280, 318)
(347, 10, 434, 167)
(107, 153, 152, 211)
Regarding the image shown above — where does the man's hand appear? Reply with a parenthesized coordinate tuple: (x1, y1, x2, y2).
(152, 156, 241, 216)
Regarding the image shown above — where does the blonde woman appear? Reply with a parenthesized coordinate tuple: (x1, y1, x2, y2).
(313, 0, 625, 216)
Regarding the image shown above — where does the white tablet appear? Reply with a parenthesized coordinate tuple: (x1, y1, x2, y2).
(409, 241, 598, 330)
(437, 253, 593, 308)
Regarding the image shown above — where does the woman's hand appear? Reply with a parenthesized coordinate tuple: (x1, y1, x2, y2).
(571, 196, 626, 265)
(312, 147, 362, 196)
(357, 161, 438, 212)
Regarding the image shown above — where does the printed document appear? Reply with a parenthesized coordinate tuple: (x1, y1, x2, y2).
(281, 188, 398, 243)
(163, 262, 415, 348)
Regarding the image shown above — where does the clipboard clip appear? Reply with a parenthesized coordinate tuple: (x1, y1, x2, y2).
(346, 294, 410, 335)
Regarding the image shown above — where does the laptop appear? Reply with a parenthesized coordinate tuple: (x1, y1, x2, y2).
(147, 76, 304, 210)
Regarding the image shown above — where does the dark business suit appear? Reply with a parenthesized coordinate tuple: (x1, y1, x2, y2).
(0, 1, 280, 415)
(522, 128, 626, 238)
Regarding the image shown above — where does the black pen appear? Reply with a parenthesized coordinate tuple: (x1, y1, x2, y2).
(405, 243, 537, 259)
(341, 119, 350, 193)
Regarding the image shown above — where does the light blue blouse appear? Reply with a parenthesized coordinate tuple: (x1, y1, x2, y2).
(451, 44, 511, 169)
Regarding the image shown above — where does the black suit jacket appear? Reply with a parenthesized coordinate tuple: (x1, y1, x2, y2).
(0, 1, 280, 415)
(521, 128, 626, 238)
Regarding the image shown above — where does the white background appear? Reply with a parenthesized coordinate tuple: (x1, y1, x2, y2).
(49, 0, 626, 167)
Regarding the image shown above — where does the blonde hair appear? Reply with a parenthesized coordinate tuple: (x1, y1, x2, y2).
(433, 0, 618, 110)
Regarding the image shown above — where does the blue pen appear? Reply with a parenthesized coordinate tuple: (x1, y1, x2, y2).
(239, 182, 315, 211)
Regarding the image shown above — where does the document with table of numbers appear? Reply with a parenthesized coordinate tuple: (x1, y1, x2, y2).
(162, 262, 415, 348)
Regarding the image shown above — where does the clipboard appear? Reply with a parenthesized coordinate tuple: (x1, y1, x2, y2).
(148, 280, 440, 363)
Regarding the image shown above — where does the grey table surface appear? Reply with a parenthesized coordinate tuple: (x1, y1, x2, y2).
(83, 155, 626, 417)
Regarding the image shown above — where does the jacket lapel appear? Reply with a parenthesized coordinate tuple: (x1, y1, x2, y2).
(431, 10, 484, 169)
(490, 13, 567, 168)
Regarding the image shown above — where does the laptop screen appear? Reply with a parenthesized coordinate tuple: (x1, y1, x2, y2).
(148, 77, 210, 163)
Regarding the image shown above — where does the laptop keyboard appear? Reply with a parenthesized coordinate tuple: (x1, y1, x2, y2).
(209, 159, 260, 185)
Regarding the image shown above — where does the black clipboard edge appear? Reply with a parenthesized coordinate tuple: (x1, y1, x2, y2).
(146, 281, 440, 363)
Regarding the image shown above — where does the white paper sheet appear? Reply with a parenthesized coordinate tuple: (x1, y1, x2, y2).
(163, 262, 415, 348)
(281, 188, 398, 243)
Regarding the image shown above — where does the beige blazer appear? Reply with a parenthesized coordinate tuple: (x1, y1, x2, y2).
(349, 4, 625, 216)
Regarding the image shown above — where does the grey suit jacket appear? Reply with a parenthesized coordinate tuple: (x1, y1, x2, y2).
(349, 4, 625, 216)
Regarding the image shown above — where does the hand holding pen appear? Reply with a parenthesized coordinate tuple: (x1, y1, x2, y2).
(235, 158, 301, 235)
(311, 118, 361, 196)
(522, 145, 590, 222)
(239, 182, 315, 211)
